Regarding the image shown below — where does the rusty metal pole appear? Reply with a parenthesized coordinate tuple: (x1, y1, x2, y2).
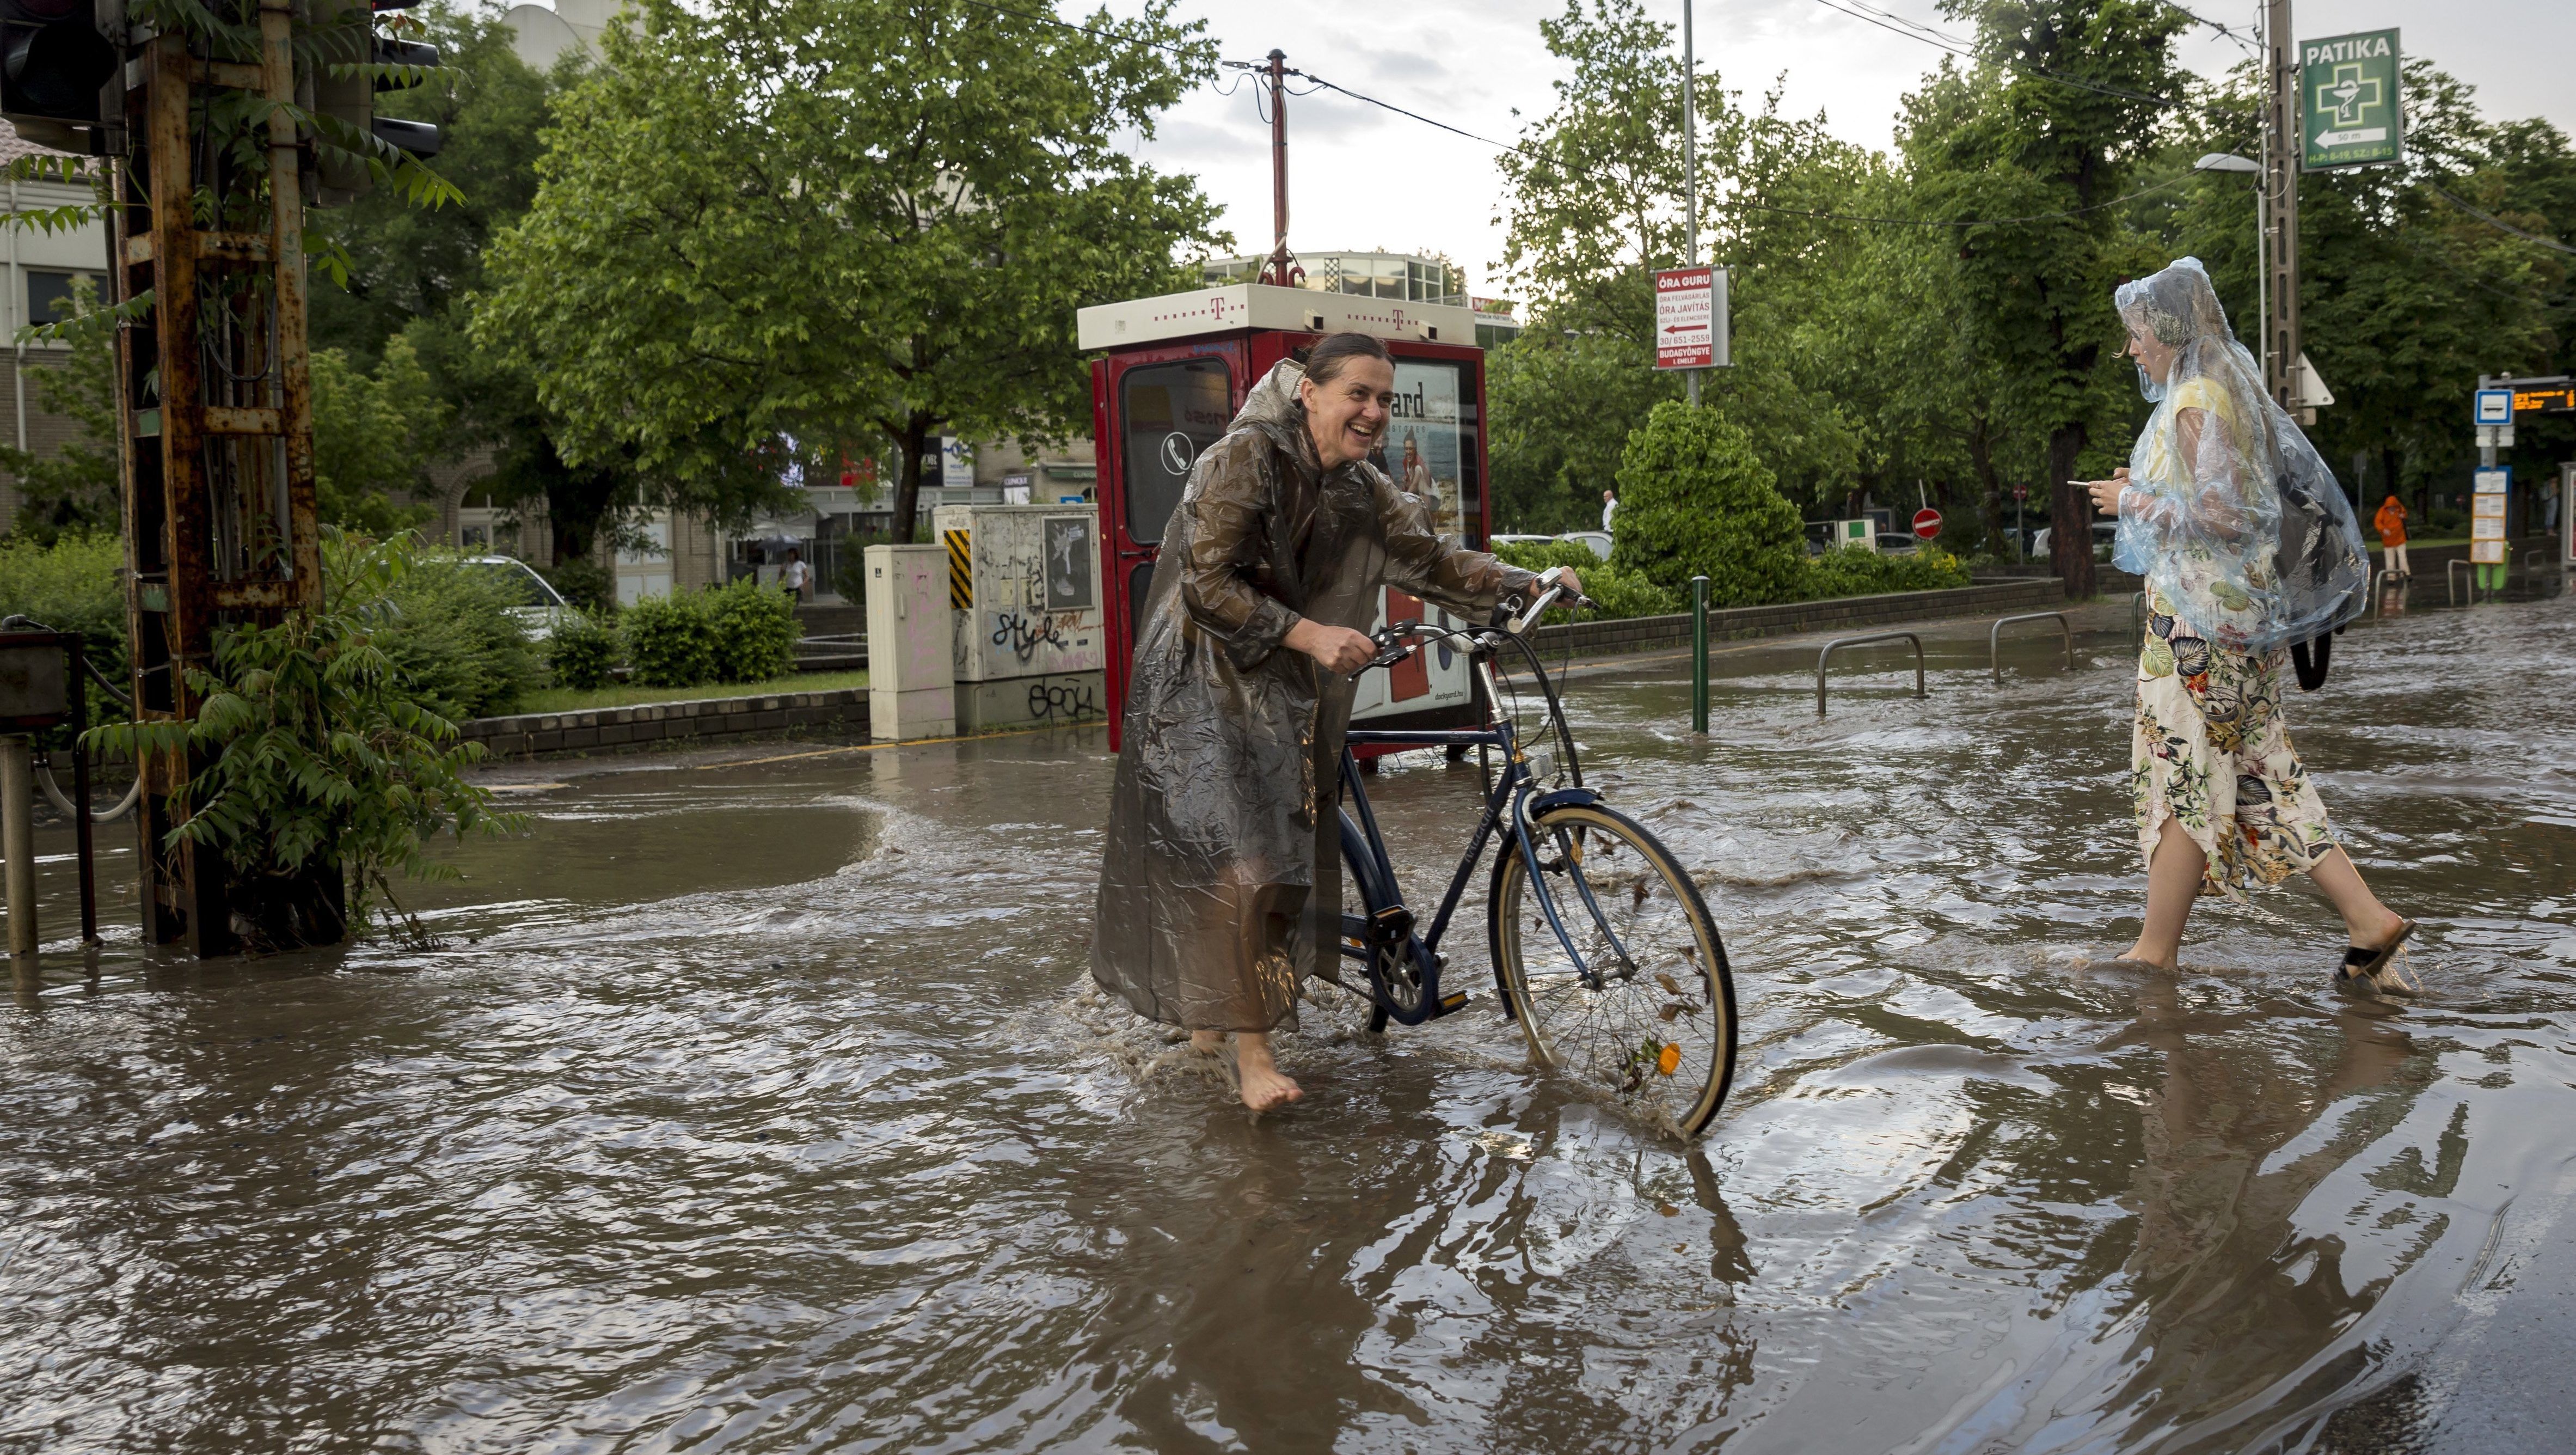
(2, 735, 35, 957)
(1261, 49, 1291, 286)
(110, 7, 332, 955)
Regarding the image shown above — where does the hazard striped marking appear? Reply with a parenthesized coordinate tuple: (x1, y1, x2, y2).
(943, 529, 972, 609)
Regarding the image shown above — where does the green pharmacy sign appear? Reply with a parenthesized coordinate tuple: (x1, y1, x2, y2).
(2302, 29, 2403, 170)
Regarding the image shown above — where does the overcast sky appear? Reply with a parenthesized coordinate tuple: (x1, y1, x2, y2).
(1070, 1, 2576, 302)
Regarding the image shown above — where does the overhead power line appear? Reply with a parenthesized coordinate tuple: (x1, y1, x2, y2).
(962, 0, 2236, 234)
(2424, 182, 2576, 256)
(1805, 0, 2255, 118)
(1274, 63, 2200, 230)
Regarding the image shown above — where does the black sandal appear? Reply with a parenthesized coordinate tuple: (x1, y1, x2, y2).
(2335, 919, 2420, 995)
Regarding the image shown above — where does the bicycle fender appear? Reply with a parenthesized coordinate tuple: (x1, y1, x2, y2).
(1526, 787, 1603, 817)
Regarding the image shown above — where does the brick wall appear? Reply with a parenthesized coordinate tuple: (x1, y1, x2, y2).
(463, 688, 868, 759)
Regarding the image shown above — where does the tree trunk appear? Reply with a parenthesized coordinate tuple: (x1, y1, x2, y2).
(1967, 421, 2004, 557)
(889, 415, 944, 543)
(2046, 423, 2094, 598)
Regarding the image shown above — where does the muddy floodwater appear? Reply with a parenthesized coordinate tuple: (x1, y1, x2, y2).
(4, 591, 2572, 1453)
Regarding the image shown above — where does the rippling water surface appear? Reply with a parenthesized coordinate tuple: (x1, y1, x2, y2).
(4, 592, 2571, 1453)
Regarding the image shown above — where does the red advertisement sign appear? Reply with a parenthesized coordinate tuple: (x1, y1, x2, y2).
(1654, 267, 1719, 370)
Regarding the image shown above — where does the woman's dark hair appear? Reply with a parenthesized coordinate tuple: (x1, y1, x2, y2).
(1299, 331, 1393, 386)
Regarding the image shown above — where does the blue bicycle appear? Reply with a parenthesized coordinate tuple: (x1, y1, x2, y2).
(1327, 579, 1739, 1139)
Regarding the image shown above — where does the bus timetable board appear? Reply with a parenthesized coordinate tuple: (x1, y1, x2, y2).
(1080, 284, 1491, 752)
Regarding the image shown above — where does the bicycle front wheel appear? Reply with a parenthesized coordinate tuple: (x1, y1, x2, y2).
(1490, 802, 1737, 1139)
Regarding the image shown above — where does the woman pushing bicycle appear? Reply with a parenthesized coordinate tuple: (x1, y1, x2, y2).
(1091, 332, 1579, 1112)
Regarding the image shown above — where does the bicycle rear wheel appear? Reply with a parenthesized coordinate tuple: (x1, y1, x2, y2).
(1489, 801, 1736, 1139)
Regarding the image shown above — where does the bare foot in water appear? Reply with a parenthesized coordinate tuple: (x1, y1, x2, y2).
(1234, 1032, 1303, 1112)
(1189, 1029, 1226, 1055)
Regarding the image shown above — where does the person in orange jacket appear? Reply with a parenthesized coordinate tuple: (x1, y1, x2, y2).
(2373, 494, 2409, 577)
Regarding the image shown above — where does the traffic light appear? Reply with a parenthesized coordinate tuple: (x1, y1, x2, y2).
(0, 0, 116, 147)
(314, 0, 443, 202)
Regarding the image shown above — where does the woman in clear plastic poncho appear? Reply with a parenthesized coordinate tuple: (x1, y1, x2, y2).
(2078, 258, 2415, 991)
(1091, 334, 1555, 1111)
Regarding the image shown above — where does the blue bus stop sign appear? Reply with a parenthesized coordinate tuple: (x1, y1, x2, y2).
(2474, 389, 2514, 426)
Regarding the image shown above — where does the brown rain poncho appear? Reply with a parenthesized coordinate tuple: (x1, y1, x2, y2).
(1091, 359, 1537, 1032)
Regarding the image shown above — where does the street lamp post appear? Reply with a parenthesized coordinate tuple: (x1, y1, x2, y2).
(2194, 152, 2263, 377)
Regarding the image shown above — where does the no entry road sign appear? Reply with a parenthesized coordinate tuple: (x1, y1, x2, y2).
(1653, 267, 1729, 370)
(1913, 508, 1943, 540)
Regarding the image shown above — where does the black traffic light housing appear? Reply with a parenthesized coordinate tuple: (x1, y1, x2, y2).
(0, 0, 116, 146)
(312, 0, 442, 201)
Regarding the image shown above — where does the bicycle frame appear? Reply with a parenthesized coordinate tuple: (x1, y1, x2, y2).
(1334, 651, 1615, 1027)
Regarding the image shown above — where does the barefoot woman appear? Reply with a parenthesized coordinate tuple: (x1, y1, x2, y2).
(2080, 259, 2414, 990)
(1092, 333, 1565, 1110)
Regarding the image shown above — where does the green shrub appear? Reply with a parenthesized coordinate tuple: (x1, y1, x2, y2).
(376, 552, 544, 722)
(1805, 543, 1973, 599)
(1492, 539, 1682, 621)
(87, 531, 522, 948)
(547, 609, 625, 689)
(624, 590, 718, 687)
(1610, 402, 1810, 607)
(0, 532, 132, 744)
(706, 576, 800, 682)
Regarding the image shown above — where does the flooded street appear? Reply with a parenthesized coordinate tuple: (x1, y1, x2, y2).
(4, 591, 2572, 1453)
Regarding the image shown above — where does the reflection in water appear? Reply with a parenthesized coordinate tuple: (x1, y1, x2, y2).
(2, 597, 2572, 1451)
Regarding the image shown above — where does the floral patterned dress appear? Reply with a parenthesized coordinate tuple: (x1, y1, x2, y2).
(2131, 590, 2338, 901)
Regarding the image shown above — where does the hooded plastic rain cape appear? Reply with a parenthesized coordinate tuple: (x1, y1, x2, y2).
(2111, 258, 2367, 652)
(1090, 359, 1536, 1033)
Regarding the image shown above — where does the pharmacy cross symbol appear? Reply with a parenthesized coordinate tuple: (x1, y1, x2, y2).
(2315, 64, 2381, 127)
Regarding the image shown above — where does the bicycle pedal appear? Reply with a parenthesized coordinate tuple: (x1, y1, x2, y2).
(1436, 990, 1469, 1014)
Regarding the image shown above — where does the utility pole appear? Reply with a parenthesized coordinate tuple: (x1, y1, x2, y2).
(1257, 50, 1301, 288)
(2264, 0, 2301, 413)
(1681, 1, 1700, 408)
(112, 6, 329, 955)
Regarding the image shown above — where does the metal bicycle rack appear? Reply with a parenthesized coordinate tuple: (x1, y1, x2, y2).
(1816, 632, 1925, 716)
(2448, 558, 2487, 607)
(1988, 612, 2072, 684)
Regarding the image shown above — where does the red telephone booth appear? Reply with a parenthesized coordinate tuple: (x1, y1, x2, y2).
(1082, 285, 1491, 750)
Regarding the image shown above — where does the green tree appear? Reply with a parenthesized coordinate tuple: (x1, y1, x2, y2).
(311, 334, 446, 533)
(475, 0, 1226, 541)
(1492, 2, 1867, 524)
(1912, 2, 2199, 595)
(2161, 61, 2570, 519)
(0, 280, 119, 541)
(306, 3, 655, 567)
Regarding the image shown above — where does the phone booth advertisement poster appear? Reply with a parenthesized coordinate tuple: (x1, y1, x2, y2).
(1377, 362, 1464, 539)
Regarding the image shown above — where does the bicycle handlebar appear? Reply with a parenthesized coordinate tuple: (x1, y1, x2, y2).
(1357, 580, 1597, 677)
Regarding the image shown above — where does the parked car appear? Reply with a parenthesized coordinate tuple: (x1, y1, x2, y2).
(1875, 533, 1921, 555)
(461, 555, 574, 640)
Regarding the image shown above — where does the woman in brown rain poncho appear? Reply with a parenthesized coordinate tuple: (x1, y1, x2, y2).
(2076, 258, 2415, 992)
(1092, 334, 1560, 1111)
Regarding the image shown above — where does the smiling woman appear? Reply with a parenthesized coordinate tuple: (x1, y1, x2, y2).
(1090, 336, 1544, 1113)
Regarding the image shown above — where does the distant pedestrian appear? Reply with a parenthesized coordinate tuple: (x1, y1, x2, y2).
(2076, 257, 2412, 993)
(2373, 494, 2409, 577)
(1601, 487, 1617, 533)
(778, 547, 811, 600)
